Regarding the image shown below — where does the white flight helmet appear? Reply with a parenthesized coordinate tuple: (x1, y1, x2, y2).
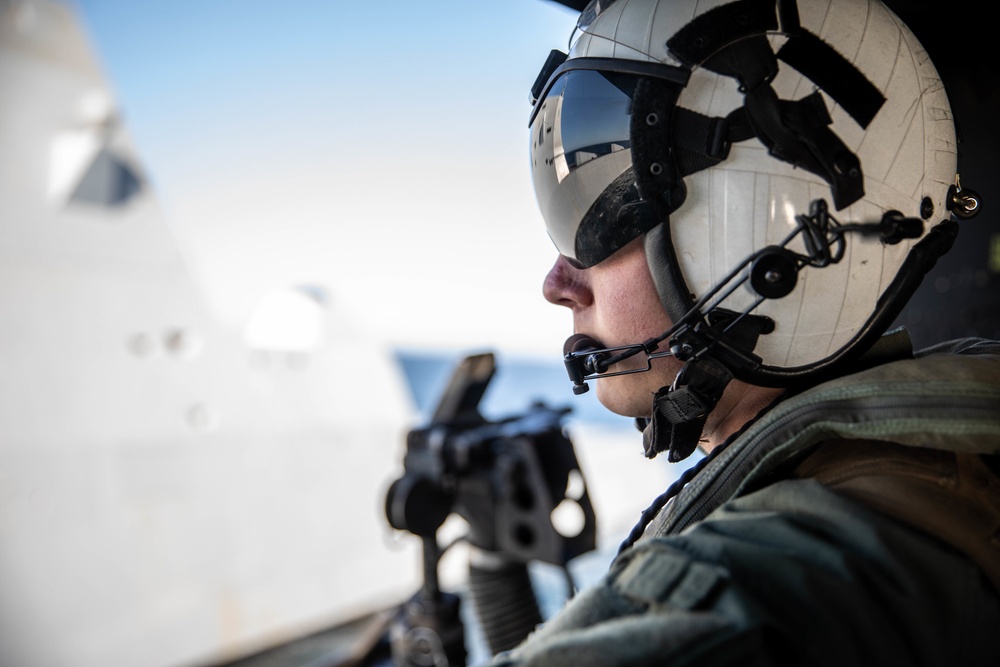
(530, 0, 973, 398)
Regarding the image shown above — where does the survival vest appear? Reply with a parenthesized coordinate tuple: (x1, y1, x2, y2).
(642, 337, 1000, 591)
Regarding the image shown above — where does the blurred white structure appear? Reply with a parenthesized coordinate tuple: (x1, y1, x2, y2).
(0, 2, 420, 665)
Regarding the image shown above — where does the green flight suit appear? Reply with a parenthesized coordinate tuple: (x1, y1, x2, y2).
(490, 339, 1000, 666)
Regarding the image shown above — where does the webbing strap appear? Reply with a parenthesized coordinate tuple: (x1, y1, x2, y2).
(661, 0, 884, 210)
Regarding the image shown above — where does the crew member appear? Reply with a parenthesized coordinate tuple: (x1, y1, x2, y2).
(490, 0, 1000, 664)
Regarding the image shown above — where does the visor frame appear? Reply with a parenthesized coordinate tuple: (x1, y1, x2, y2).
(528, 57, 691, 128)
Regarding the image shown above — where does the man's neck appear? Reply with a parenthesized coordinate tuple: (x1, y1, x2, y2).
(701, 381, 785, 454)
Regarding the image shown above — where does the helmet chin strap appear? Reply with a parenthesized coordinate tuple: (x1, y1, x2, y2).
(642, 356, 733, 462)
(641, 222, 734, 462)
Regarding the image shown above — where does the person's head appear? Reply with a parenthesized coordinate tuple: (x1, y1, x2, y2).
(531, 0, 974, 435)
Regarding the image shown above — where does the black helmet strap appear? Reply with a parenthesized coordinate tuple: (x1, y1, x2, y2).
(642, 357, 733, 462)
(702, 35, 867, 210)
(655, 0, 887, 211)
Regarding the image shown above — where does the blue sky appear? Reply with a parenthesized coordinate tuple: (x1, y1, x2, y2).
(73, 1, 576, 181)
(71, 0, 583, 354)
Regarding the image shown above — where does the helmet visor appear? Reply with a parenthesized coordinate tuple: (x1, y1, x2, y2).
(528, 59, 689, 268)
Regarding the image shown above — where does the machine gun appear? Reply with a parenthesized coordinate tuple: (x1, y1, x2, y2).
(380, 352, 597, 666)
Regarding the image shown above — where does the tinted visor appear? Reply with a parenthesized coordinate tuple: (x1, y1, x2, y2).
(528, 58, 689, 268)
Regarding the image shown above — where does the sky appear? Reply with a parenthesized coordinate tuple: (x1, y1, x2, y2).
(70, 0, 583, 356)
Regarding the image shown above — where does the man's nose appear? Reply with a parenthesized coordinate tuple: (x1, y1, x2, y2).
(543, 255, 592, 309)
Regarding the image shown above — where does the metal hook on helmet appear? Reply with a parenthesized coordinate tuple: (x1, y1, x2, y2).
(947, 174, 982, 220)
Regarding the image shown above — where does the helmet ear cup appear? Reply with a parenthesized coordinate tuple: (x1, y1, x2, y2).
(643, 222, 694, 326)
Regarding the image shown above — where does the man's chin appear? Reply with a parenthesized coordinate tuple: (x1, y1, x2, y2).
(594, 377, 649, 420)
